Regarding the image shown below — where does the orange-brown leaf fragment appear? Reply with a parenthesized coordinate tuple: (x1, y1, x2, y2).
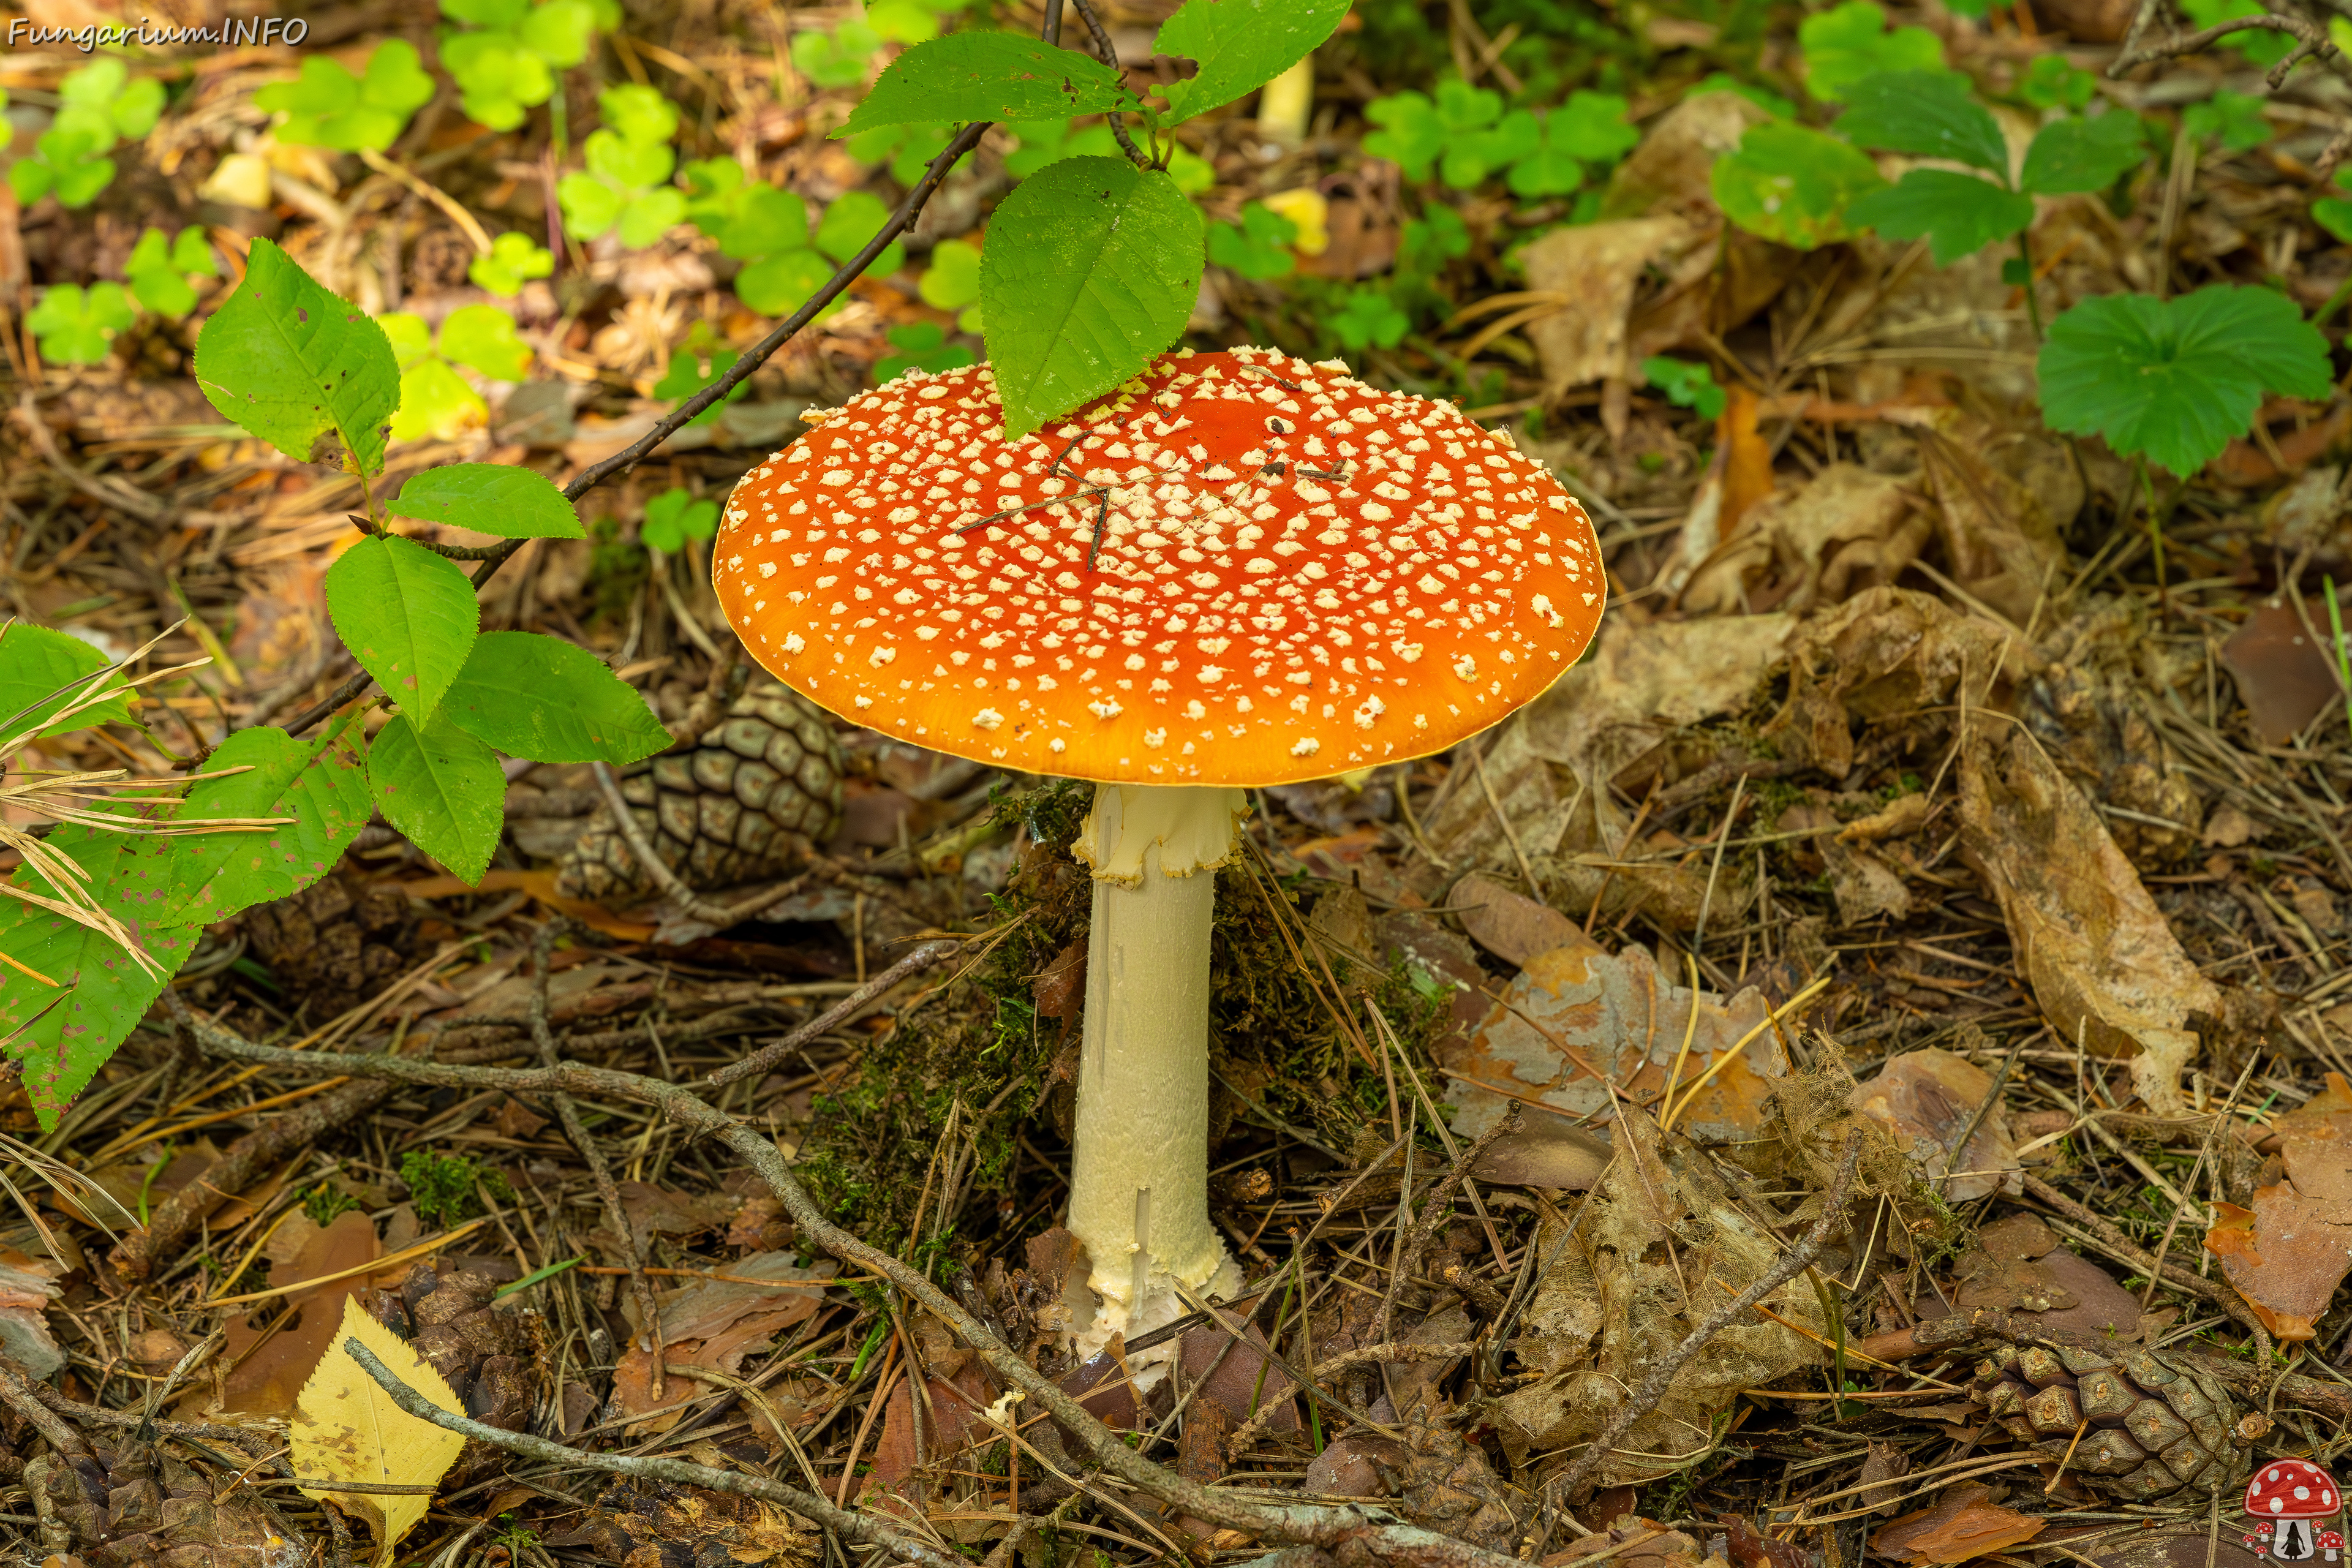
(1871, 1484, 2046, 1564)
(2203, 1182, 2352, 1341)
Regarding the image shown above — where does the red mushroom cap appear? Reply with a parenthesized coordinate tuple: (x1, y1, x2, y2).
(710, 347, 1604, 786)
(2248, 1460, 2339, 1518)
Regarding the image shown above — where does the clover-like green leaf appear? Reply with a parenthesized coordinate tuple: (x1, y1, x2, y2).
(1800, 2, 1945, 100)
(1711, 123, 1887, 250)
(256, 40, 434, 152)
(1152, 0, 1352, 126)
(390, 464, 585, 539)
(2038, 285, 2332, 475)
(440, 631, 672, 763)
(26, 282, 137, 366)
(470, 232, 556, 296)
(325, 534, 482, 722)
(981, 156, 1201, 441)
(736, 249, 842, 320)
(642, 487, 722, 551)
(1207, 202, 1298, 279)
(815, 190, 907, 276)
(1846, 168, 2033, 263)
(195, 238, 400, 474)
(1644, 356, 1727, 420)
(439, 304, 533, 381)
(2185, 90, 2271, 151)
(390, 358, 489, 442)
(369, 711, 505, 886)
(720, 186, 812, 260)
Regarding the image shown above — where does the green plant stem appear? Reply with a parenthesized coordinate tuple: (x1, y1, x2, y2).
(2015, 230, 2045, 340)
(2326, 577, 2352, 737)
(2317, 274, 2352, 329)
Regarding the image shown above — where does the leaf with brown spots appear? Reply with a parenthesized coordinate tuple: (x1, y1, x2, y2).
(292, 1297, 467, 1567)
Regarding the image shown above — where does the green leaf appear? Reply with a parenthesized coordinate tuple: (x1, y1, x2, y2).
(874, 320, 977, 383)
(2184, 89, 2271, 152)
(519, 0, 598, 67)
(1207, 202, 1298, 279)
(379, 312, 434, 371)
(720, 186, 811, 259)
(2316, 196, 2352, 245)
(1153, 0, 1351, 125)
(470, 231, 556, 296)
(110, 76, 165, 140)
(2038, 285, 2332, 475)
(326, 535, 482, 720)
(2021, 112, 2145, 195)
(444, 33, 553, 131)
(815, 190, 908, 276)
(1710, 123, 1887, 250)
(1362, 91, 1444, 181)
(440, 631, 672, 763)
(557, 172, 626, 239)
(869, 0, 944, 43)
(256, 40, 434, 152)
(1329, 287, 1409, 351)
(26, 282, 136, 365)
(194, 238, 399, 474)
(125, 228, 200, 318)
(0, 624, 133, 739)
(736, 249, 842, 318)
(1838, 70, 2008, 176)
(600, 83, 679, 145)
(837, 34, 1137, 135)
(1800, 2, 1945, 100)
(1846, 168, 2033, 263)
(2181, 0, 2296, 66)
(0, 880, 195, 1129)
(2019, 53, 2095, 111)
(391, 357, 489, 442)
(439, 303, 533, 380)
(682, 156, 748, 230)
(643, 487, 722, 551)
(654, 331, 750, 423)
(1553, 91, 1640, 162)
(368, 712, 504, 885)
(389, 464, 585, 539)
(139, 721, 374, 927)
(920, 238, 983, 310)
(586, 128, 676, 190)
(1643, 356, 1726, 420)
(793, 21, 881, 89)
(981, 156, 1202, 442)
(618, 187, 688, 248)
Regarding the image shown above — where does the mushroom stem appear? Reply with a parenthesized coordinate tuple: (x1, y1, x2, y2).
(1069, 783, 1248, 1346)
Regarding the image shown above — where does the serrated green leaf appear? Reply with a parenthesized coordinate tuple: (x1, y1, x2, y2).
(369, 712, 503, 885)
(1800, 2, 1945, 100)
(1838, 71, 2009, 176)
(136, 721, 373, 928)
(440, 631, 672, 763)
(981, 157, 1201, 441)
(195, 238, 399, 475)
(1153, 0, 1351, 125)
(325, 535, 480, 721)
(0, 624, 134, 740)
(439, 304, 533, 380)
(1846, 168, 2032, 263)
(2038, 285, 2333, 475)
(836, 34, 1137, 136)
(1710, 123, 1887, 249)
(389, 464, 584, 539)
(0, 881, 194, 1130)
(2020, 112, 2146, 195)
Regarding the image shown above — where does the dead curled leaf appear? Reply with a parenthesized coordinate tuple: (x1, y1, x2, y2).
(2203, 1182, 2352, 1341)
(292, 1298, 467, 1568)
(1441, 938, 1796, 1144)
(1848, 1047, 2022, 1202)
(1871, 1483, 2046, 1564)
(1678, 464, 1930, 619)
(1959, 725, 2218, 1116)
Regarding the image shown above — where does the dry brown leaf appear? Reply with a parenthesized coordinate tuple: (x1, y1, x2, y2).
(1680, 464, 1927, 619)
(1451, 870, 1596, 968)
(2275, 1072, 2352, 1201)
(0, 1249, 61, 1378)
(1871, 1483, 2046, 1563)
(2221, 599, 2340, 747)
(1918, 423, 2074, 628)
(1849, 1047, 2022, 1201)
(1520, 217, 1700, 398)
(1931, 1213, 2146, 1338)
(1959, 726, 2217, 1115)
(611, 1251, 837, 1431)
(1762, 587, 2015, 780)
(1442, 939, 1797, 1143)
(293, 1297, 467, 1568)
(219, 1208, 385, 1417)
(2204, 1180, 2352, 1341)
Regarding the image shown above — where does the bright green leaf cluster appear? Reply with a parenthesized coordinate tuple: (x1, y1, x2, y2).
(559, 85, 687, 247)
(685, 162, 897, 319)
(254, 39, 434, 151)
(440, 0, 613, 131)
(641, 487, 720, 552)
(2038, 285, 2331, 475)
(1208, 202, 1300, 280)
(1363, 83, 1635, 196)
(2180, 0, 2296, 67)
(1799, 2, 1945, 100)
(470, 231, 557, 296)
(380, 304, 534, 442)
(793, 17, 883, 89)
(9, 58, 165, 209)
(27, 282, 137, 366)
(1329, 287, 1411, 352)
(124, 228, 218, 318)
(1644, 356, 1726, 420)
(654, 321, 750, 428)
(2185, 90, 2272, 152)
(2018, 53, 2095, 111)
(919, 238, 984, 332)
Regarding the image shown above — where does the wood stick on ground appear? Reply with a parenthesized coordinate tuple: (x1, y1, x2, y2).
(1378, 1103, 1521, 1343)
(704, 938, 960, 1089)
(2021, 1174, 2272, 1349)
(1547, 1130, 1862, 1502)
(530, 918, 665, 1400)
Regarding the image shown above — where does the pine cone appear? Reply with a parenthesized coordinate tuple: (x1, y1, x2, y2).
(238, 864, 419, 1019)
(1969, 1342, 2250, 1498)
(556, 685, 844, 904)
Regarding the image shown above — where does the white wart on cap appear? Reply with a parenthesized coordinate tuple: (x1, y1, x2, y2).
(713, 346, 1604, 786)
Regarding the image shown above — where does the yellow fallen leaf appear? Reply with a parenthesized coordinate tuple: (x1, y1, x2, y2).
(293, 1297, 467, 1567)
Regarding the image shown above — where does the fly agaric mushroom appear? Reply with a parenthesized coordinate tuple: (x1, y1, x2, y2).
(2250, 1460, 2340, 1561)
(710, 347, 1604, 1343)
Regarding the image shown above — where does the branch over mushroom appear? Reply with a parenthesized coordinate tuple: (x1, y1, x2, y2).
(711, 346, 1605, 1346)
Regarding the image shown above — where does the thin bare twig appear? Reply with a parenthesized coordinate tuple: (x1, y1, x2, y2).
(704, 939, 960, 1088)
(1547, 1131, 1863, 1501)
(1066, 0, 1145, 165)
(1378, 1103, 1521, 1344)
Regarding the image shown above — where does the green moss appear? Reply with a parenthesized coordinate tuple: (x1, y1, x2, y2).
(398, 1149, 510, 1231)
(299, 1182, 360, 1226)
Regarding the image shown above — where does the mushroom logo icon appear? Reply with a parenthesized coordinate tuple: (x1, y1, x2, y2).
(2243, 1461, 2342, 1561)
